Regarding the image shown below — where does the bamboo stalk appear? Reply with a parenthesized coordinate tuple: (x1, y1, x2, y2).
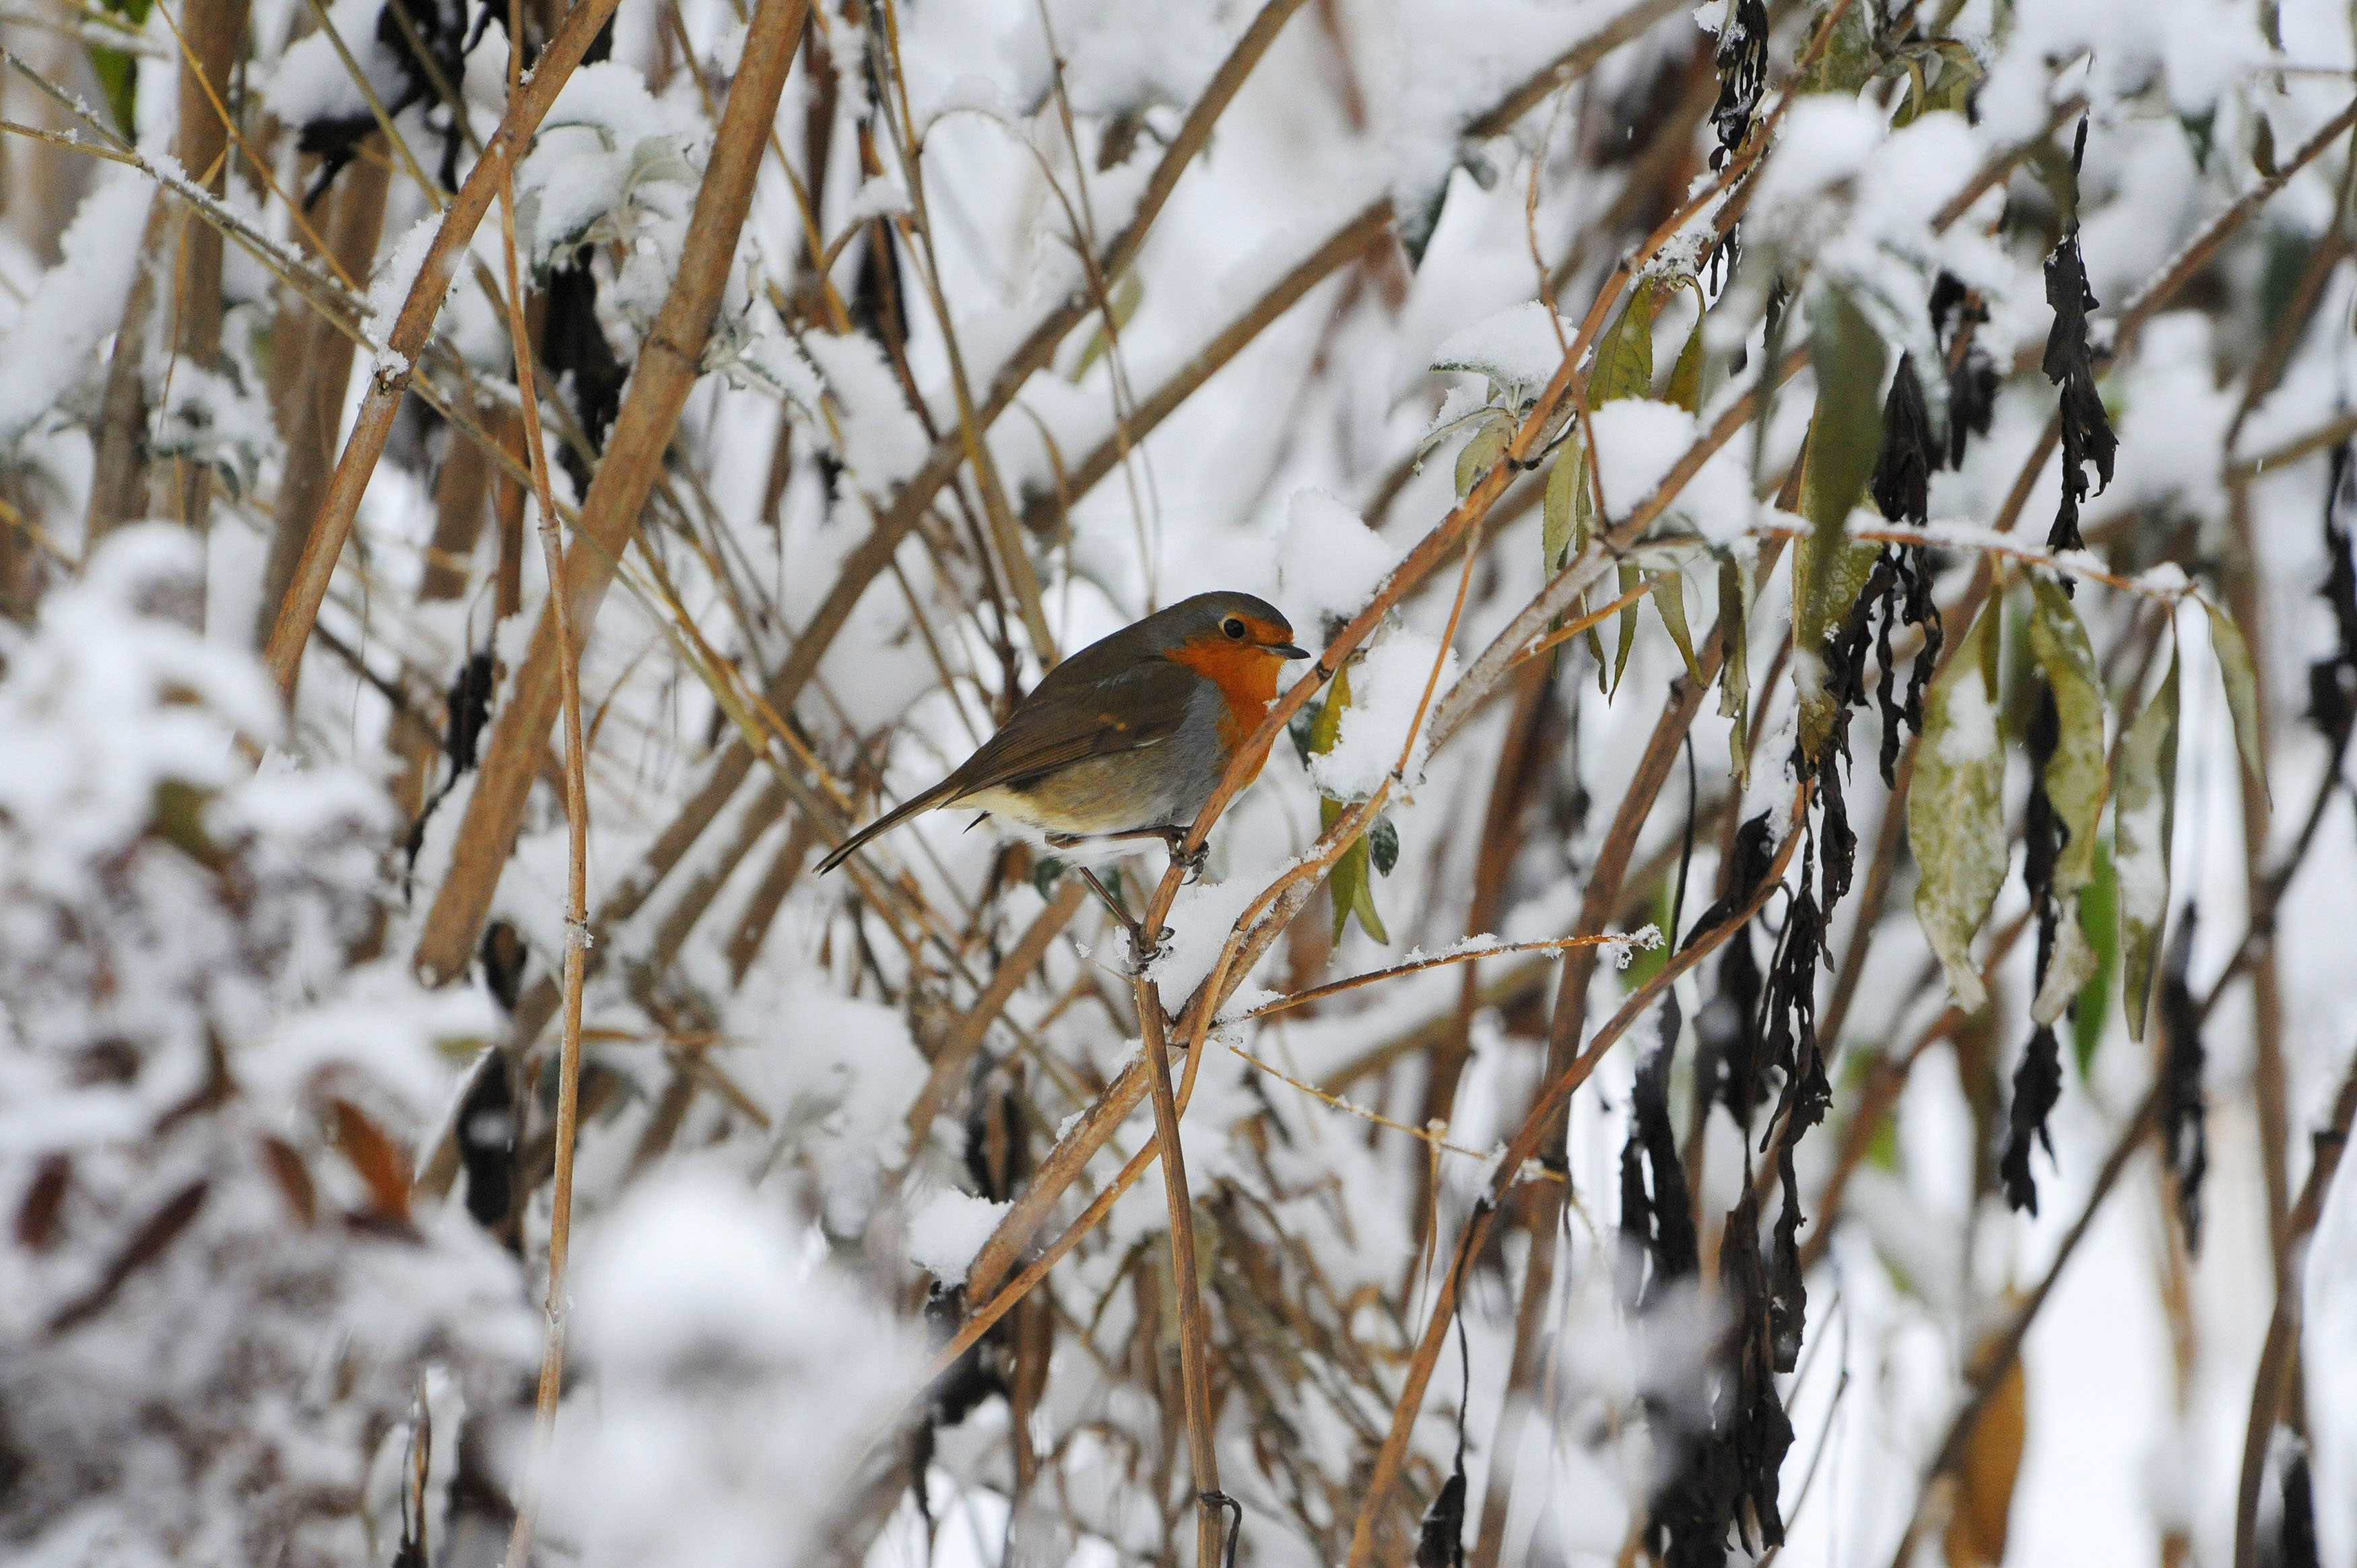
(410, 0, 816, 985)
(259, 0, 627, 704)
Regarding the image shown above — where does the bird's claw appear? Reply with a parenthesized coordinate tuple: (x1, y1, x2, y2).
(1160, 830, 1207, 883)
(1130, 924, 1176, 969)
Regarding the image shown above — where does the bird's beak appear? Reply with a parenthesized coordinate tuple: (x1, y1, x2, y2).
(1270, 642, 1311, 660)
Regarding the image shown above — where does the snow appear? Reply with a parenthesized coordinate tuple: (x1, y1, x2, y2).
(554, 1167, 924, 1568)
(1430, 300, 1578, 398)
(905, 1186, 1011, 1283)
(1585, 396, 1752, 541)
(1277, 488, 1397, 631)
(1308, 629, 1458, 801)
(0, 172, 147, 447)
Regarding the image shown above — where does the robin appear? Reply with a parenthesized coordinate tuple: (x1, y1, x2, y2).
(817, 592, 1310, 875)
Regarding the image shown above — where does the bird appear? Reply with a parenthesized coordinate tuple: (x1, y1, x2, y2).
(817, 591, 1310, 876)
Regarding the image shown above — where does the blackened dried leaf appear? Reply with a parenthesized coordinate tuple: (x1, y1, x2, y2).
(1764, 878, 1828, 1136)
(1768, 1144, 1807, 1374)
(2157, 912, 2208, 1250)
(1999, 1024, 2063, 1214)
(443, 650, 496, 773)
(456, 1050, 517, 1235)
(1870, 353, 1935, 524)
(542, 259, 629, 494)
(1415, 1470, 1467, 1567)
(2281, 1441, 2321, 1568)
(479, 919, 527, 1013)
(2306, 445, 2357, 756)
(1709, 0, 1770, 167)
(1623, 998, 1698, 1300)
(2042, 221, 2117, 555)
(1697, 933, 1767, 1129)
(1684, 811, 1774, 947)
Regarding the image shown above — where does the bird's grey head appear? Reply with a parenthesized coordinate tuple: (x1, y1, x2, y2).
(1144, 591, 1308, 659)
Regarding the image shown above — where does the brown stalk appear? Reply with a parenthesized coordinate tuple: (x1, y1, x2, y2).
(492, 9, 591, 1552)
(1020, 199, 1396, 537)
(410, 0, 815, 986)
(166, 0, 249, 540)
(259, 0, 626, 704)
(2232, 1044, 2357, 1568)
(1347, 790, 1808, 1562)
(1460, 0, 1688, 140)
(259, 147, 393, 643)
(905, 877, 1090, 1143)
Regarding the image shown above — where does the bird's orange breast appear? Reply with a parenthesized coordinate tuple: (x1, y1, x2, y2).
(1165, 640, 1282, 776)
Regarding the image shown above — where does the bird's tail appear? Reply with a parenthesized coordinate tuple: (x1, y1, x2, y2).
(816, 778, 962, 874)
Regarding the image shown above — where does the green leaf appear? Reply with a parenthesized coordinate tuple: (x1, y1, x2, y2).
(1611, 561, 1642, 693)
(1794, 540, 1880, 761)
(2113, 652, 2179, 1041)
(1455, 412, 1514, 499)
(2027, 578, 2110, 1025)
(1909, 601, 2007, 1013)
(1591, 279, 1663, 405)
(1718, 554, 1753, 788)
(2202, 601, 2269, 803)
(1067, 272, 1144, 382)
(2028, 580, 2109, 893)
(1655, 569, 1704, 685)
(1312, 664, 1387, 944)
(1032, 856, 1067, 898)
(1542, 440, 1581, 570)
(2071, 838, 2119, 1079)
(1665, 310, 1708, 413)
(1792, 287, 1889, 761)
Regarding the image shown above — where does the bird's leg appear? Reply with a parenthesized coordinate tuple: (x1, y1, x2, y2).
(1071, 864, 1174, 967)
(1086, 823, 1210, 883)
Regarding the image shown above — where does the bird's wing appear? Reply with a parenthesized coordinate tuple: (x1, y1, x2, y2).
(943, 656, 1203, 798)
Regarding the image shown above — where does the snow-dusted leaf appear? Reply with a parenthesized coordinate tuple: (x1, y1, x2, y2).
(2027, 578, 2109, 1025)
(1665, 308, 1708, 414)
(1310, 663, 1387, 945)
(2203, 601, 2267, 800)
(1719, 553, 1754, 786)
(1542, 436, 1581, 570)
(1612, 560, 1642, 693)
(1909, 601, 2006, 1012)
(2114, 651, 2180, 1041)
(1655, 568, 1704, 685)
(1591, 279, 1663, 405)
(1455, 411, 1514, 499)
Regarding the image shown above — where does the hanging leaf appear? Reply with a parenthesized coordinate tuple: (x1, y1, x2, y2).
(1455, 411, 1515, 499)
(1611, 561, 1643, 693)
(1719, 554, 1754, 787)
(2026, 578, 2110, 1025)
(2203, 601, 2269, 800)
(1311, 664, 1389, 945)
(1666, 309, 1708, 413)
(1944, 1342, 2028, 1568)
(1909, 601, 2007, 1012)
(1370, 815, 1399, 877)
(2070, 840, 2119, 1078)
(2113, 652, 2179, 1040)
(1796, 287, 1889, 760)
(1591, 279, 1663, 405)
(1542, 438, 1581, 570)
(1655, 569, 1705, 684)
(1067, 272, 1145, 382)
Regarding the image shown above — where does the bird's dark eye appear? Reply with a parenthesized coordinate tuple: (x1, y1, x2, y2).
(1222, 616, 1247, 640)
